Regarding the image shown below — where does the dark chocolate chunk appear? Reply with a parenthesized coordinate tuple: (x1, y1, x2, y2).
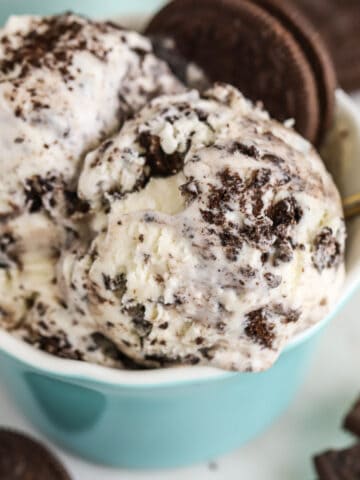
(24, 176, 51, 213)
(219, 230, 242, 260)
(244, 308, 275, 349)
(261, 252, 270, 264)
(144, 353, 178, 366)
(314, 444, 360, 480)
(199, 346, 216, 360)
(143, 213, 156, 223)
(262, 153, 285, 165)
(64, 190, 90, 216)
(98, 139, 113, 153)
(273, 303, 301, 323)
(273, 237, 294, 265)
(344, 396, 360, 437)
(138, 131, 186, 177)
(23, 174, 87, 217)
(0, 233, 16, 253)
(269, 196, 303, 229)
(27, 331, 83, 361)
(312, 227, 341, 272)
(179, 177, 200, 203)
(90, 332, 142, 369)
(125, 304, 152, 338)
(144, 351, 201, 366)
(0, 305, 10, 320)
(102, 272, 127, 296)
(248, 168, 271, 189)
(0, 429, 72, 480)
(263, 272, 282, 288)
(199, 165, 251, 258)
(228, 141, 259, 159)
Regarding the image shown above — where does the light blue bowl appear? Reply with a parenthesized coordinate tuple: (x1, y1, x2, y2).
(0, 280, 358, 469)
(1, 1, 360, 469)
(0, 329, 321, 469)
(0, 0, 166, 25)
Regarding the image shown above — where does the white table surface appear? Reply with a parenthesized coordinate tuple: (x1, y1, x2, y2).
(0, 87, 359, 480)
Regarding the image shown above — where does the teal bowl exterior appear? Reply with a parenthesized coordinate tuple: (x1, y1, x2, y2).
(0, 330, 320, 469)
(0, 0, 166, 25)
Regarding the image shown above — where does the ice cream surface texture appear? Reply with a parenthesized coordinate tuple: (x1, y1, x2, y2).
(0, 13, 183, 365)
(0, 14, 345, 372)
(0, 13, 183, 220)
(65, 84, 345, 372)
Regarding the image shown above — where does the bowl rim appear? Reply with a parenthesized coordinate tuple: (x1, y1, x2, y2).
(0, 90, 359, 388)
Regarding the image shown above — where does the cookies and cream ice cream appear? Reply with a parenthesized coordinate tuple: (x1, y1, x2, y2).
(0, 14, 346, 372)
(0, 13, 183, 362)
(63, 84, 345, 371)
(0, 13, 183, 221)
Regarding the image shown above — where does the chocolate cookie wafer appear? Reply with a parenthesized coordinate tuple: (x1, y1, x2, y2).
(0, 429, 71, 480)
(314, 444, 360, 479)
(146, 0, 320, 143)
(146, 0, 336, 145)
(344, 395, 360, 437)
(294, 0, 360, 91)
(250, 0, 336, 144)
(150, 36, 210, 91)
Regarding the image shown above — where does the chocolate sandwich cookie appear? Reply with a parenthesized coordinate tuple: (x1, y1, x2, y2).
(294, 0, 360, 92)
(344, 395, 360, 437)
(150, 35, 210, 91)
(314, 444, 360, 479)
(0, 429, 71, 480)
(146, 0, 336, 145)
(249, 0, 336, 144)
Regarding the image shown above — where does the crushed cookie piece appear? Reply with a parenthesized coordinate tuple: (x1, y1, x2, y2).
(102, 273, 126, 296)
(125, 304, 152, 338)
(179, 177, 199, 203)
(245, 308, 275, 349)
(312, 227, 341, 272)
(138, 131, 186, 176)
(228, 141, 259, 158)
(269, 196, 303, 229)
(263, 272, 281, 288)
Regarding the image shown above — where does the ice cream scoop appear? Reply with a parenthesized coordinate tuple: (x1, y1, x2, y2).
(63, 83, 346, 372)
(0, 13, 183, 222)
(0, 13, 184, 352)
